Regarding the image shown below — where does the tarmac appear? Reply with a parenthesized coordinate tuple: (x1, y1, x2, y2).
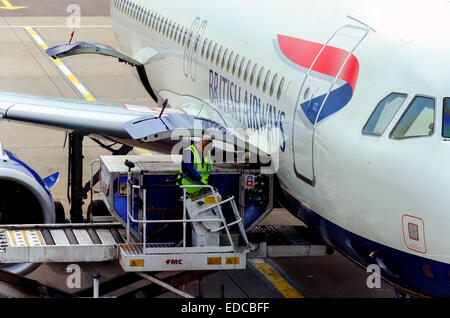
(0, 0, 396, 298)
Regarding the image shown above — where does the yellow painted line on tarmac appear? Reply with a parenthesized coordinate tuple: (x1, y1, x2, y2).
(24, 26, 97, 103)
(83, 94, 96, 102)
(24, 26, 151, 157)
(251, 261, 304, 298)
(135, 148, 151, 155)
(66, 74, 80, 84)
(0, 0, 26, 10)
(26, 27, 37, 36)
(25, 26, 152, 156)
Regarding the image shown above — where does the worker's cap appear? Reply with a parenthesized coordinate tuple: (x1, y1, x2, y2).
(201, 135, 213, 145)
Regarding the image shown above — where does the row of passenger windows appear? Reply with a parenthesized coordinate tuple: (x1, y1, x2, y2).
(201, 41, 287, 101)
(363, 93, 436, 139)
(112, 0, 287, 101)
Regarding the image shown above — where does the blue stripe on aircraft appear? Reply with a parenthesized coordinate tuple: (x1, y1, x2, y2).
(301, 83, 353, 125)
(281, 188, 450, 298)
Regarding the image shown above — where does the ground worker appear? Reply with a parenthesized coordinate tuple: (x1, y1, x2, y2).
(178, 135, 214, 197)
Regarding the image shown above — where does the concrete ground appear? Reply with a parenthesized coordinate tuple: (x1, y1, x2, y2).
(0, 1, 396, 298)
(0, 16, 154, 216)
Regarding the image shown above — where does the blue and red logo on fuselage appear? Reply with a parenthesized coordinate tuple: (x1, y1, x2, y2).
(276, 34, 360, 124)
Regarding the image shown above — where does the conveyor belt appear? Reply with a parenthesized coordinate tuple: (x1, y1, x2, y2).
(0, 223, 126, 264)
(247, 225, 328, 258)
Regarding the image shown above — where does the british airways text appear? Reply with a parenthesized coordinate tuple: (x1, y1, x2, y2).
(208, 69, 286, 152)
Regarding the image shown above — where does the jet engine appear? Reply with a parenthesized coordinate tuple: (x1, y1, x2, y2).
(0, 141, 57, 275)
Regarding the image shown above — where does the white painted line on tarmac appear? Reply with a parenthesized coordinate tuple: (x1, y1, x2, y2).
(0, 25, 112, 28)
(23, 25, 150, 156)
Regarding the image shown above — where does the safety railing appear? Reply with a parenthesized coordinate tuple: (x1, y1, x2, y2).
(125, 173, 251, 255)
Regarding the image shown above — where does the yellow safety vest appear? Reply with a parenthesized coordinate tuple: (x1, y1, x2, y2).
(179, 144, 213, 193)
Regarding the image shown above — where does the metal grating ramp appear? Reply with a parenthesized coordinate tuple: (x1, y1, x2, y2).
(0, 223, 125, 264)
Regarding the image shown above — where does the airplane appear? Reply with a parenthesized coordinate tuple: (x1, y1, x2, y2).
(0, 0, 449, 297)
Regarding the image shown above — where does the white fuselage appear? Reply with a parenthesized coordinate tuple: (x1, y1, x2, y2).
(110, 0, 450, 295)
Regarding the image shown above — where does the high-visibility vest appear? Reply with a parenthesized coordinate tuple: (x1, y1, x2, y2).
(179, 144, 213, 193)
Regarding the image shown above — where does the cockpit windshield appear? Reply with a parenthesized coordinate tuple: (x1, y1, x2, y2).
(390, 96, 435, 139)
(442, 98, 450, 138)
(363, 93, 407, 136)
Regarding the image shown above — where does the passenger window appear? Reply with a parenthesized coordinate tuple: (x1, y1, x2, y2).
(210, 43, 217, 63)
(232, 54, 239, 75)
(390, 96, 435, 139)
(216, 46, 223, 66)
(182, 30, 187, 46)
(250, 63, 258, 85)
(153, 15, 158, 29)
(277, 77, 285, 100)
(256, 67, 264, 88)
(178, 26, 183, 43)
(159, 18, 164, 33)
(201, 38, 207, 57)
(159, 17, 164, 33)
(194, 35, 199, 53)
(363, 93, 407, 136)
(149, 13, 154, 26)
(187, 30, 193, 49)
(162, 19, 167, 34)
(167, 21, 172, 37)
(221, 49, 228, 69)
(442, 98, 450, 138)
(174, 25, 179, 41)
(270, 73, 278, 97)
(238, 57, 246, 78)
(169, 22, 174, 39)
(244, 60, 252, 82)
(227, 51, 234, 72)
(205, 41, 212, 60)
(238, 56, 246, 78)
(263, 70, 271, 92)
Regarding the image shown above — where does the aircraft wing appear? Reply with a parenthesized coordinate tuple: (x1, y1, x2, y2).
(0, 91, 243, 153)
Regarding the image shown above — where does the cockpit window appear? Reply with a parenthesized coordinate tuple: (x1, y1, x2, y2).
(442, 98, 450, 138)
(363, 93, 407, 136)
(390, 96, 435, 139)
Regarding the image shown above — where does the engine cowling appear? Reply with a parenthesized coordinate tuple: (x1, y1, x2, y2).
(0, 144, 56, 275)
